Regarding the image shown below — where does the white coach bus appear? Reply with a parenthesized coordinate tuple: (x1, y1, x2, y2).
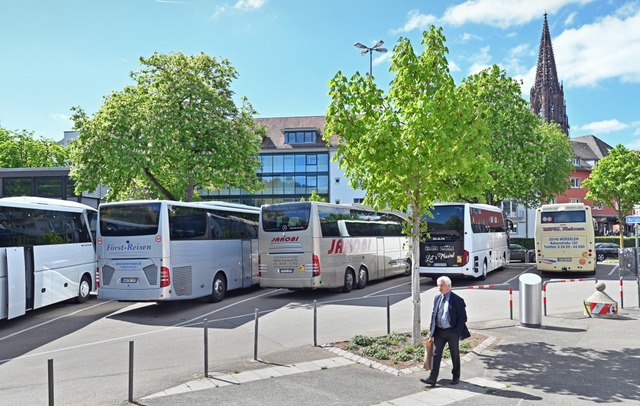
(419, 203, 509, 280)
(534, 203, 596, 275)
(96, 200, 259, 303)
(0, 197, 97, 320)
(258, 202, 411, 292)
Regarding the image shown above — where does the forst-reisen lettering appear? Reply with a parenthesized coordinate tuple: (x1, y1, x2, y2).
(106, 243, 152, 252)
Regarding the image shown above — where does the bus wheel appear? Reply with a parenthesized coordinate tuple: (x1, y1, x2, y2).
(210, 273, 227, 303)
(356, 267, 368, 289)
(477, 261, 487, 281)
(76, 275, 91, 303)
(403, 259, 412, 276)
(342, 270, 355, 293)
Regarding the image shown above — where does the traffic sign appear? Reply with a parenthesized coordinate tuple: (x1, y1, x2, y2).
(626, 215, 640, 223)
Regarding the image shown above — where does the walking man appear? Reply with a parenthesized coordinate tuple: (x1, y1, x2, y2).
(421, 276, 470, 387)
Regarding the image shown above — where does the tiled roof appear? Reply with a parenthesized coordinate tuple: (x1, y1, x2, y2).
(255, 116, 338, 149)
(570, 135, 612, 160)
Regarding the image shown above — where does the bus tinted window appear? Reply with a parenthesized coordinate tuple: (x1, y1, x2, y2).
(541, 211, 586, 224)
(169, 206, 207, 240)
(424, 205, 464, 235)
(0, 206, 89, 247)
(262, 203, 311, 232)
(100, 203, 161, 236)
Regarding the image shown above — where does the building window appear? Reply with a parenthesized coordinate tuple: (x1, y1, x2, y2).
(570, 177, 581, 188)
(593, 204, 603, 210)
(569, 198, 581, 203)
(284, 130, 318, 144)
(573, 157, 581, 166)
(3, 178, 32, 196)
(353, 198, 364, 204)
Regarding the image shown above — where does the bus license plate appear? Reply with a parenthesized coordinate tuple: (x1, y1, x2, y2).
(432, 263, 446, 267)
(121, 277, 138, 283)
(557, 258, 571, 262)
(278, 269, 294, 274)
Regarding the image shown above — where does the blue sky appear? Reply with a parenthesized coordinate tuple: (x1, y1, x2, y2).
(1, 0, 639, 149)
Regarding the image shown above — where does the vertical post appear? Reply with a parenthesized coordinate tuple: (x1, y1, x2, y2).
(203, 319, 209, 378)
(620, 277, 624, 309)
(128, 341, 134, 403)
(386, 295, 391, 335)
(253, 308, 259, 361)
(369, 51, 373, 76)
(48, 359, 54, 406)
(543, 282, 547, 316)
(313, 300, 318, 347)
(509, 286, 513, 320)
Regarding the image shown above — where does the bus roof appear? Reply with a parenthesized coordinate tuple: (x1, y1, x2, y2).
(0, 196, 96, 212)
(99, 199, 260, 213)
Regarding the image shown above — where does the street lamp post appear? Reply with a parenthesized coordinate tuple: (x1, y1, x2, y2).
(354, 40, 387, 76)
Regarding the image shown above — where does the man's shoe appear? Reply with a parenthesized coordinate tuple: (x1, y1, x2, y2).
(450, 378, 460, 385)
(420, 377, 437, 387)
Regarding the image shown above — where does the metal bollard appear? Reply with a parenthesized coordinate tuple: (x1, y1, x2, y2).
(386, 295, 391, 335)
(313, 300, 318, 347)
(48, 359, 54, 406)
(253, 308, 259, 361)
(203, 319, 209, 378)
(128, 341, 134, 403)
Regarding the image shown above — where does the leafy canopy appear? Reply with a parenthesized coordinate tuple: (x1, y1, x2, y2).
(70, 52, 265, 202)
(583, 144, 640, 238)
(325, 26, 492, 342)
(0, 128, 68, 168)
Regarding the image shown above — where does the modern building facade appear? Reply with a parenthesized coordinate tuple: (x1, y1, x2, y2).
(201, 116, 364, 207)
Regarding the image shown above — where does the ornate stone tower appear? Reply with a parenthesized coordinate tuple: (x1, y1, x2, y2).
(530, 14, 570, 136)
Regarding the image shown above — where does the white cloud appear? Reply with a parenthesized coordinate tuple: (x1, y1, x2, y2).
(233, 0, 267, 11)
(449, 60, 461, 72)
(468, 46, 492, 75)
(461, 32, 481, 42)
(564, 11, 577, 26)
(441, 0, 593, 28)
(391, 10, 438, 34)
(51, 113, 70, 122)
(574, 119, 630, 133)
(372, 52, 392, 67)
(553, 5, 640, 87)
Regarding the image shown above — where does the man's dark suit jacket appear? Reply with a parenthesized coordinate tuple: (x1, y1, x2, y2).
(429, 291, 471, 340)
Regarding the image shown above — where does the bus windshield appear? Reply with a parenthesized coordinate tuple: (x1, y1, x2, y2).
(99, 203, 161, 236)
(540, 210, 586, 224)
(261, 202, 311, 232)
(424, 205, 464, 236)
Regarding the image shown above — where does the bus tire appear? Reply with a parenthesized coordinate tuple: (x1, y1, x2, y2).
(210, 273, 227, 303)
(596, 253, 605, 262)
(403, 259, 412, 276)
(356, 267, 368, 289)
(477, 261, 487, 281)
(342, 270, 355, 293)
(76, 274, 91, 303)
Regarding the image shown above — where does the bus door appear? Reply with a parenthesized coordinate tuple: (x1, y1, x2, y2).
(6, 247, 27, 319)
(241, 239, 254, 288)
(376, 237, 385, 278)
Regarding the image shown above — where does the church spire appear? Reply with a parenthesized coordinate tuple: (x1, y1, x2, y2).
(530, 13, 570, 136)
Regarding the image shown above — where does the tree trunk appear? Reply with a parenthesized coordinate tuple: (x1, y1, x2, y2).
(411, 206, 422, 343)
(143, 167, 177, 201)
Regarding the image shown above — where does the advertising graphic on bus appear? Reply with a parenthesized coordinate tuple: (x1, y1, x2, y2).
(259, 202, 411, 292)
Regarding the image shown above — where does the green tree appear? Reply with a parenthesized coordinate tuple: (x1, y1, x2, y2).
(527, 122, 574, 205)
(0, 128, 68, 168)
(70, 52, 265, 202)
(325, 26, 492, 342)
(300, 190, 327, 202)
(459, 66, 572, 207)
(583, 145, 640, 246)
